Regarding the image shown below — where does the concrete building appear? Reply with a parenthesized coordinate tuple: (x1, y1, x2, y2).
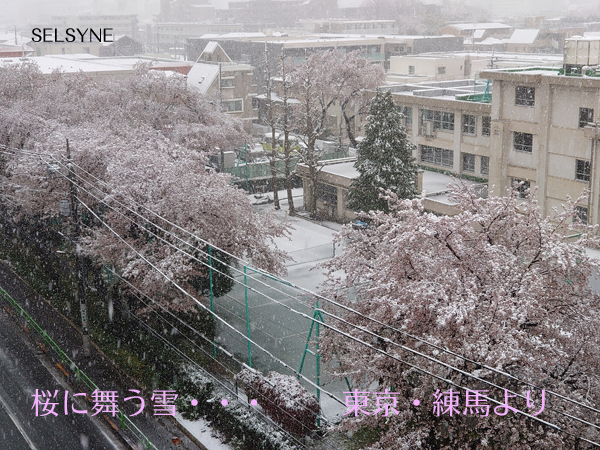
(185, 33, 464, 91)
(360, 37, 600, 227)
(481, 65, 600, 225)
(296, 159, 483, 221)
(297, 19, 398, 35)
(186, 42, 257, 131)
(30, 41, 103, 57)
(149, 22, 244, 54)
(381, 80, 493, 183)
(386, 52, 563, 83)
(46, 14, 139, 40)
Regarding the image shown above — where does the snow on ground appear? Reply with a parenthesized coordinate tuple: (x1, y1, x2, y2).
(176, 413, 234, 450)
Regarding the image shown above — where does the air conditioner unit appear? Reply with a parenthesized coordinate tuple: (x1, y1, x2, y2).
(423, 120, 435, 137)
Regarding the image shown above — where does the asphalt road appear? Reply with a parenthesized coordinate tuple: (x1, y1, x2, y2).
(0, 307, 124, 450)
(0, 261, 205, 450)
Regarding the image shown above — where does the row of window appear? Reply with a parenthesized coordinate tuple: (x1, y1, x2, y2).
(406, 66, 445, 75)
(416, 109, 492, 137)
(402, 102, 593, 136)
(420, 146, 489, 176)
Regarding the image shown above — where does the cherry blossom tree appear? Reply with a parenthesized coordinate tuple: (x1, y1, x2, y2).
(0, 62, 289, 312)
(320, 185, 600, 449)
(286, 50, 384, 215)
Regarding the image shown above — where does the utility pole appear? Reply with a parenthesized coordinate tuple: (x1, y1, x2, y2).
(67, 139, 91, 357)
(266, 42, 280, 209)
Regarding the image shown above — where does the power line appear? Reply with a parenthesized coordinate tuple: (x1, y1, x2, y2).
(122, 279, 341, 449)
(3, 146, 600, 445)
(50, 152, 600, 427)
(75, 196, 345, 407)
(73, 198, 600, 448)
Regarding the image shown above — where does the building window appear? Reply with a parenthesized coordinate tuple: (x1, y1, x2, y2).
(421, 110, 454, 131)
(579, 108, 594, 128)
(420, 145, 454, 168)
(482, 116, 491, 136)
(462, 114, 476, 136)
(221, 77, 234, 88)
(512, 179, 531, 198)
(408, 65, 415, 75)
(481, 156, 489, 175)
(62, 47, 66, 54)
(576, 206, 588, 224)
(515, 86, 535, 107)
(462, 153, 475, 172)
(83, 47, 90, 54)
(398, 106, 412, 126)
(575, 159, 591, 182)
(514, 132, 533, 153)
(438, 66, 446, 75)
(223, 99, 243, 112)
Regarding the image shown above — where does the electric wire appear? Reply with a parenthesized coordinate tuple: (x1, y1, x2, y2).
(61, 151, 600, 419)
(47, 154, 600, 431)
(123, 282, 342, 449)
(3, 146, 600, 445)
(74, 198, 600, 448)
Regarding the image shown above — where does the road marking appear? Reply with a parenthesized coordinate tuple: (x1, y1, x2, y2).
(0, 388, 39, 450)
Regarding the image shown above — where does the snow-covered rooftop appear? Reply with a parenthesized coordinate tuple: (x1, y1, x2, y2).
(321, 162, 359, 178)
(203, 41, 219, 53)
(445, 22, 512, 31)
(0, 54, 193, 75)
(186, 63, 219, 94)
(473, 29, 486, 39)
(507, 29, 540, 44)
(319, 162, 478, 203)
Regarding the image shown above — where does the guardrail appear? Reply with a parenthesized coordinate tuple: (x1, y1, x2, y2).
(0, 286, 158, 450)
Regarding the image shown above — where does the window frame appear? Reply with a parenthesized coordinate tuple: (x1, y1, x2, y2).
(421, 109, 454, 132)
(316, 182, 338, 206)
(408, 65, 415, 75)
(223, 99, 243, 112)
(420, 145, 454, 168)
(480, 156, 489, 176)
(579, 107, 594, 129)
(462, 114, 476, 136)
(220, 77, 235, 88)
(515, 86, 535, 107)
(513, 132, 533, 153)
(575, 159, 591, 182)
(398, 106, 413, 126)
(482, 116, 491, 136)
(462, 152, 475, 173)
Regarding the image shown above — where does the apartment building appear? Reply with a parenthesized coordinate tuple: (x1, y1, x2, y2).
(382, 80, 493, 183)
(186, 42, 257, 131)
(481, 66, 600, 225)
(360, 38, 600, 227)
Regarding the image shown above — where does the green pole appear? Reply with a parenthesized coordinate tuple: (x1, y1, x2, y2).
(315, 299, 321, 427)
(244, 265, 252, 367)
(209, 246, 216, 358)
